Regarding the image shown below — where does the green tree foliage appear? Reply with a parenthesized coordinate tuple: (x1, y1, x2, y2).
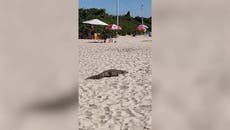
(79, 8, 152, 38)
(125, 11, 131, 17)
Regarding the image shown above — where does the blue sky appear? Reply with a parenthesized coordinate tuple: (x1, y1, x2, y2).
(79, 0, 151, 18)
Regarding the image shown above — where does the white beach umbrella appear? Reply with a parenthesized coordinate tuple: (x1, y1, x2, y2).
(138, 24, 149, 29)
(83, 19, 108, 26)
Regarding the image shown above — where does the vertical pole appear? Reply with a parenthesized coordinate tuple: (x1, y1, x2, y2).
(115, 0, 119, 41)
(141, 4, 144, 25)
(117, 0, 119, 26)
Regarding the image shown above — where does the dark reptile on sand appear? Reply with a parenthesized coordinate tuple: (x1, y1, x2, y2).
(86, 69, 128, 80)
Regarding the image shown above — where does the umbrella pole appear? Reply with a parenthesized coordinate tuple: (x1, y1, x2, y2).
(115, 0, 119, 43)
(141, 4, 144, 25)
(116, 0, 119, 26)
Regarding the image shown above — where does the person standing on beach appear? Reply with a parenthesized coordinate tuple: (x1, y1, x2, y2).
(87, 29, 92, 39)
(90, 25, 96, 40)
(133, 31, 136, 37)
(101, 31, 107, 43)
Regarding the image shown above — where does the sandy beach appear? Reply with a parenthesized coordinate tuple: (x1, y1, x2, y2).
(79, 35, 152, 130)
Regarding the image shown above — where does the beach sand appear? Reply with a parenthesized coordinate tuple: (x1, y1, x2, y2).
(79, 35, 152, 130)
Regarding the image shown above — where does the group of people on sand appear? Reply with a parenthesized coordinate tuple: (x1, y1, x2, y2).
(88, 31, 115, 43)
(79, 25, 151, 43)
(83, 27, 115, 43)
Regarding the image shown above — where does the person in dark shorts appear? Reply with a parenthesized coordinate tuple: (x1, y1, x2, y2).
(132, 31, 136, 37)
(101, 31, 107, 43)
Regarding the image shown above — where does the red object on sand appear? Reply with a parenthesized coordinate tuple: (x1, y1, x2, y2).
(106, 24, 122, 30)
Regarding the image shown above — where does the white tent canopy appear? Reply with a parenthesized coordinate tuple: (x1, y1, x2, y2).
(83, 19, 108, 26)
